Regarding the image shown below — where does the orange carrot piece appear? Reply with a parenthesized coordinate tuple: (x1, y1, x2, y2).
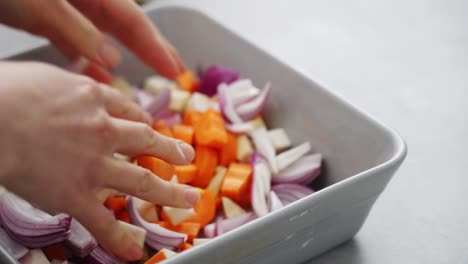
(174, 164, 198, 184)
(219, 132, 237, 166)
(183, 111, 202, 126)
(116, 210, 131, 223)
(182, 243, 193, 251)
(172, 124, 194, 145)
(152, 120, 173, 137)
(220, 163, 253, 205)
(136, 156, 175, 181)
(156, 221, 201, 243)
(42, 243, 68, 261)
(191, 146, 218, 188)
(176, 70, 199, 93)
(194, 110, 228, 149)
(184, 190, 216, 228)
(104, 196, 127, 214)
(145, 250, 168, 264)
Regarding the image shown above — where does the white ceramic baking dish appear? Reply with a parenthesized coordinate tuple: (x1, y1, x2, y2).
(0, 2, 406, 263)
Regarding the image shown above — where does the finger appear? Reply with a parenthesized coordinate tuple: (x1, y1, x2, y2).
(69, 0, 185, 79)
(161, 37, 186, 74)
(111, 118, 194, 164)
(101, 158, 200, 208)
(99, 84, 152, 125)
(71, 197, 143, 261)
(32, 0, 121, 69)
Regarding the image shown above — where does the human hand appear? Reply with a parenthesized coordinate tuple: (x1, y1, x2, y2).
(0, 0, 185, 82)
(0, 62, 198, 261)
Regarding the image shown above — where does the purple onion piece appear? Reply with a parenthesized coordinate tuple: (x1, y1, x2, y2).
(218, 83, 244, 124)
(271, 184, 315, 205)
(273, 153, 322, 185)
(160, 112, 182, 128)
(225, 122, 254, 134)
(276, 142, 311, 171)
(250, 128, 278, 173)
(143, 87, 171, 121)
(268, 191, 284, 212)
(203, 223, 215, 238)
(235, 82, 271, 121)
(199, 65, 240, 96)
(128, 197, 186, 251)
(66, 219, 97, 257)
(251, 153, 270, 217)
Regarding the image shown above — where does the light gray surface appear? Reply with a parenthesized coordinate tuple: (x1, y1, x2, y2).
(0, 0, 466, 264)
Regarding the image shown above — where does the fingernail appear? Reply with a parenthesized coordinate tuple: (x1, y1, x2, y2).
(177, 141, 195, 162)
(184, 188, 200, 206)
(98, 40, 121, 69)
(126, 243, 143, 261)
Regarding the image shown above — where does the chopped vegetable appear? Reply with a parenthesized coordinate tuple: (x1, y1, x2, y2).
(219, 132, 237, 166)
(194, 110, 228, 149)
(104, 196, 127, 215)
(199, 65, 239, 96)
(142, 88, 171, 121)
(181, 243, 193, 251)
(85, 245, 125, 264)
(136, 156, 175, 181)
(250, 154, 271, 217)
(0, 192, 71, 248)
(132, 197, 159, 222)
(176, 70, 199, 93)
(172, 124, 194, 145)
(267, 128, 291, 153)
(160, 112, 182, 128)
(191, 146, 218, 188)
(66, 219, 96, 257)
(192, 238, 211, 247)
(220, 163, 252, 207)
(174, 164, 197, 184)
(169, 89, 191, 112)
(268, 191, 284, 212)
(152, 120, 173, 138)
(161, 207, 196, 226)
(144, 76, 178, 95)
(250, 128, 278, 173)
(145, 248, 177, 264)
(111, 77, 137, 102)
(227, 79, 260, 106)
(184, 92, 213, 112)
(156, 222, 201, 243)
(276, 142, 311, 171)
(183, 190, 216, 228)
(273, 154, 322, 184)
(235, 82, 271, 121)
(207, 166, 227, 197)
(128, 197, 187, 251)
(222, 197, 246, 219)
(236, 135, 254, 162)
(271, 184, 314, 205)
(183, 110, 202, 126)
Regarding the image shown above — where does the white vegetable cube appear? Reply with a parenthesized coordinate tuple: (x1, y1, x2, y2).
(158, 248, 177, 259)
(222, 197, 246, 219)
(162, 207, 196, 226)
(267, 128, 291, 153)
(169, 89, 191, 112)
(144, 75, 178, 95)
(193, 238, 212, 247)
(207, 166, 227, 197)
(236, 135, 254, 162)
(185, 92, 212, 112)
(117, 221, 146, 249)
(133, 197, 158, 222)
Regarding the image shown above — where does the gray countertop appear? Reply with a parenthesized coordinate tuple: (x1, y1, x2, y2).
(1, 0, 467, 263)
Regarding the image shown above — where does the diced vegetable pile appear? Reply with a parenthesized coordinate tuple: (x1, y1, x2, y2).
(0, 65, 323, 264)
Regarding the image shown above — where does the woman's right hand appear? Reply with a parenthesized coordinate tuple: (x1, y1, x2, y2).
(0, 61, 199, 261)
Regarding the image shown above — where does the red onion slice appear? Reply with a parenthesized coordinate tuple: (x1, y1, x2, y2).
(203, 223, 215, 238)
(85, 245, 125, 264)
(228, 79, 260, 106)
(199, 65, 240, 96)
(276, 142, 311, 171)
(0, 192, 71, 248)
(214, 216, 224, 236)
(128, 197, 186, 250)
(268, 191, 284, 212)
(235, 82, 271, 121)
(273, 153, 322, 184)
(225, 122, 254, 134)
(66, 219, 97, 257)
(271, 184, 315, 205)
(140, 87, 170, 121)
(251, 154, 270, 217)
(218, 83, 243, 124)
(0, 227, 28, 259)
(218, 212, 256, 234)
(250, 128, 278, 173)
